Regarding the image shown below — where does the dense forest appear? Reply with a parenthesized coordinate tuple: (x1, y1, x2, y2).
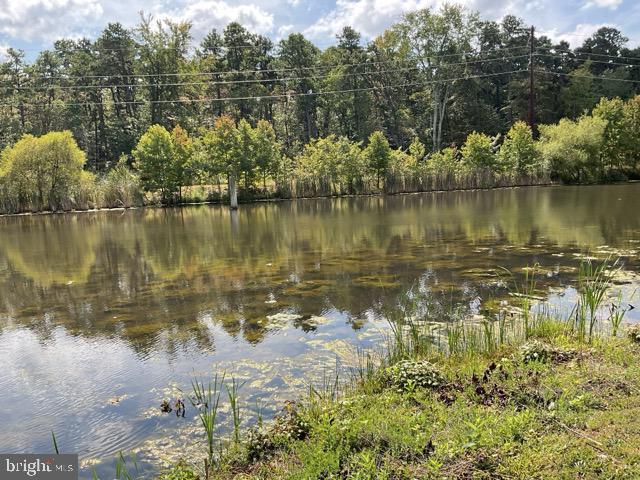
(1, 4, 640, 212)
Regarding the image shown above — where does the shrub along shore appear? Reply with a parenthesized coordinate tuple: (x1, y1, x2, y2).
(156, 261, 640, 480)
(1, 95, 639, 214)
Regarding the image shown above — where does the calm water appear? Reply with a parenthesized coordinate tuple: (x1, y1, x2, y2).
(1, 184, 639, 476)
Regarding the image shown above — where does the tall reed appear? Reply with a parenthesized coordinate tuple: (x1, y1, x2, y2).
(573, 258, 617, 341)
(225, 377, 244, 445)
(189, 373, 225, 466)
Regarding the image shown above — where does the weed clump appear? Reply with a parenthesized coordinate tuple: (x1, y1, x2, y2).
(627, 323, 640, 344)
(245, 402, 310, 462)
(519, 340, 575, 363)
(385, 360, 445, 393)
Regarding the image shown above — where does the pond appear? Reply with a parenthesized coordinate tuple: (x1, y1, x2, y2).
(1, 184, 639, 477)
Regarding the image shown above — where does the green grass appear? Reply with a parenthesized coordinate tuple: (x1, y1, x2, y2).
(192, 329, 640, 480)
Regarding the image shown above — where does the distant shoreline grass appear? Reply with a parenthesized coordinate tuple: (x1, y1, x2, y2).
(158, 260, 640, 480)
(0, 178, 565, 218)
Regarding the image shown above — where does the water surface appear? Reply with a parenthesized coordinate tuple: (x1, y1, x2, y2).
(1, 184, 639, 476)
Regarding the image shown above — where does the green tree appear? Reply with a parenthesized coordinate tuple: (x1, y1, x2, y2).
(0, 131, 87, 211)
(498, 121, 540, 174)
(592, 97, 626, 174)
(133, 125, 179, 202)
(254, 120, 281, 191)
(364, 131, 392, 188)
(205, 115, 241, 208)
(170, 125, 193, 201)
(538, 116, 606, 183)
(461, 132, 496, 171)
(427, 147, 459, 175)
(394, 5, 479, 150)
(621, 95, 640, 174)
(237, 119, 256, 191)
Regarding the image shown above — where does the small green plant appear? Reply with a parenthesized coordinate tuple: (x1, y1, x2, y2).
(519, 340, 574, 363)
(115, 451, 139, 480)
(500, 264, 540, 339)
(245, 401, 310, 462)
(189, 373, 225, 466)
(627, 323, 640, 343)
(225, 377, 245, 445)
(574, 258, 616, 341)
(385, 360, 445, 392)
(51, 431, 59, 454)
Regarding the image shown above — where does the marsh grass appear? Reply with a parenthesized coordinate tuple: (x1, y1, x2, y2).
(51, 431, 59, 454)
(114, 452, 139, 480)
(225, 377, 245, 445)
(189, 374, 225, 467)
(383, 259, 629, 364)
(572, 258, 618, 341)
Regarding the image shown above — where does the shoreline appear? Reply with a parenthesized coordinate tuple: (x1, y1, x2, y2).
(0, 180, 578, 218)
(164, 308, 640, 479)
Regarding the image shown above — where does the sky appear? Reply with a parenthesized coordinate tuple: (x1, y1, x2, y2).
(0, 0, 639, 58)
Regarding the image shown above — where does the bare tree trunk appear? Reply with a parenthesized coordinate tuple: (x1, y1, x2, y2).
(228, 172, 238, 210)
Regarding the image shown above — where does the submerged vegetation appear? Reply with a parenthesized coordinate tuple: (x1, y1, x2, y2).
(145, 260, 640, 479)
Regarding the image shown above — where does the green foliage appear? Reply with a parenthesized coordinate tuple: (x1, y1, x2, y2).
(621, 95, 640, 174)
(0, 9, 639, 181)
(461, 131, 496, 171)
(519, 340, 575, 363)
(295, 134, 364, 194)
(253, 120, 281, 190)
(363, 131, 391, 188)
(98, 158, 142, 208)
(0, 131, 87, 212)
(385, 360, 445, 392)
(627, 324, 640, 343)
(499, 121, 540, 174)
(132, 125, 179, 201)
(538, 116, 607, 183)
(426, 147, 459, 175)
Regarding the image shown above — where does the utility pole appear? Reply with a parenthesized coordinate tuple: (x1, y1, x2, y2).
(528, 25, 536, 133)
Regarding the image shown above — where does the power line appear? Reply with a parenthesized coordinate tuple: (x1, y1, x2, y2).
(6, 55, 529, 91)
(535, 69, 640, 83)
(536, 52, 640, 68)
(539, 46, 640, 63)
(1, 45, 529, 82)
(0, 69, 527, 108)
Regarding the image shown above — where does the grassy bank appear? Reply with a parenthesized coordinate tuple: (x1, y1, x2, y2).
(160, 262, 640, 480)
(198, 329, 640, 479)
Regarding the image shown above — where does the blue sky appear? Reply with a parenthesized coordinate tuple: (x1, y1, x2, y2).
(0, 0, 639, 57)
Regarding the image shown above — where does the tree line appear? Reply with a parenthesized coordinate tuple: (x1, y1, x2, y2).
(1, 4, 640, 212)
(1, 93, 638, 213)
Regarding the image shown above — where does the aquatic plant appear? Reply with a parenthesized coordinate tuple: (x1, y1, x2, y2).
(114, 451, 139, 480)
(573, 258, 617, 341)
(499, 263, 540, 339)
(225, 377, 245, 445)
(189, 373, 225, 467)
(51, 431, 59, 454)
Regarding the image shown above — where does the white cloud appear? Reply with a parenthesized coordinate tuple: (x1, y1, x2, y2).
(158, 1, 275, 39)
(543, 22, 611, 47)
(302, 0, 548, 42)
(0, 0, 103, 41)
(277, 23, 294, 39)
(582, 0, 622, 10)
(303, 0, 436, 40)
(0, 44, 9, 60)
